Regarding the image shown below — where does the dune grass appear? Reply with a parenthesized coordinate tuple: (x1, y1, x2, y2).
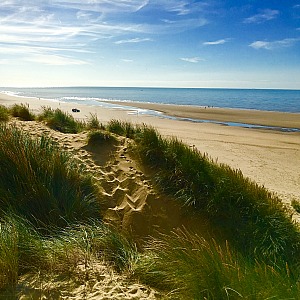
(107, 119, 138, 138)
(0, 214, 137, 292)
(86, 113, 104, 130)
(108, 122, 300, 297)
(0, 119, 137, 293)
(292, 199, 300, 214)
(0, 105, 10, 122)
(0, 112, 300, 297)
(106, 123, 300, 271)
(87, 129, 116, 146)
(38, 106, 85, 133)
(134, 229, 300, 299)
(0, 124, 102, 229)
(10, 104, 35, 121)
(0, 123, 136, 293)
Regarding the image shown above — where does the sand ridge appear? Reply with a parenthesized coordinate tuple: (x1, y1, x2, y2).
(12, 120, 207, 239)
(9, 118, 210, 299)
(7, 120, 159, 298)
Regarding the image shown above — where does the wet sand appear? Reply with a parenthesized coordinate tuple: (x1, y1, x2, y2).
(104, 100, 300, 130)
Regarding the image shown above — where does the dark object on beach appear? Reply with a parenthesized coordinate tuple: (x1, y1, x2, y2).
(72, 108, 80, 112)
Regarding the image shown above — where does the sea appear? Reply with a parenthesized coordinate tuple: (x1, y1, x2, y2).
(1, 87, 300, 131)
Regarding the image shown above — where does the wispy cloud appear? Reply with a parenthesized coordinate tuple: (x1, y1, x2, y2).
(0, 43, 90, 65)
(249, 38, 300, 50)
(155, 18, 208, 34)
(203, 39, 229, 46)
(24, 54, 89, 65)
(244, 9, 279, 24)
(121, 59, 133, 63)
(0, 1, 150, 65)
(52, 0, 149, 13)
(147, 0, 213, 16)
(180, 57, 205, 63)
(0, 0, 210, 67)
(115, 38, 152, 45)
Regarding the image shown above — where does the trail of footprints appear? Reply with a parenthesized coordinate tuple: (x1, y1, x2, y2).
(13, 121, 158, 236)
(100, 139, 157, 234)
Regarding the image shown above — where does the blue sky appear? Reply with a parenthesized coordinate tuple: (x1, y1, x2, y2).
(0, 0, 300, 89)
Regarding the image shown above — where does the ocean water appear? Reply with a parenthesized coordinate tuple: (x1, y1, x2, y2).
(2, 87, 300, 113)
(1, 87, 300, 131)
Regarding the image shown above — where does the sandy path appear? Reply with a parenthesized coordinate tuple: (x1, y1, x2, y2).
(8, 120, 162, 299)
(8, 117, 214, 299)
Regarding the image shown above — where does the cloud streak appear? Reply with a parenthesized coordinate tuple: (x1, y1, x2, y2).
(24, 54, 89, 65)
(0, 0, 210, 66)
(52, 0, 149, 13)
(146, 0, 213, 16)
(115, 38, 152, 44)
(203, 39, 229, 45)
(244, 9, 279, 24)
(249, 38, 300, 50)
(180, 57, 205, 63)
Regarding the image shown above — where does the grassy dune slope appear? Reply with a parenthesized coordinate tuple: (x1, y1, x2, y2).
(0, 106, 299, 299)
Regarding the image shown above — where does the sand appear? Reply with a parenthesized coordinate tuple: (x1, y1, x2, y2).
(1, 91, 300, 298)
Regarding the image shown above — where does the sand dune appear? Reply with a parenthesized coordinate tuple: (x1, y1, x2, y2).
(2, 89, 300, 297)
(2, 92, 299, 215)
(5, 118, 192, 299)
(10, 120, 161, 299)
(14, 120, 210, 240)
(9, 118, 212, 299)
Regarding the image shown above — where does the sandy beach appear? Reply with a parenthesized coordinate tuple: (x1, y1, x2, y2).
(1, 92, 300, 214)
(1, 91, 300, 298)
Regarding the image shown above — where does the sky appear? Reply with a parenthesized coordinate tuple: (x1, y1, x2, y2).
(0, 0, 300, 89)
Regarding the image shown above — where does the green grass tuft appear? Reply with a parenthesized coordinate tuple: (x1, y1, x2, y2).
(87, 130, 116, 146)
(292, 199, 300, 214)
(134, 229, 300, 299)
(106, 119, 138, 138)
(10, 104, 35, 121)
(38, 107, 85, 133)
(0, 215, 137, 291)
(86, 113, 104, 130)
(0, 105, 10, 122)
(0, 124, 102, 229)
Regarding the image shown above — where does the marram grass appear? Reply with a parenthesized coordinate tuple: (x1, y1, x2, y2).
(38, 106, 85, 133)
(108, 123, 300, 270)
(0, 105, 10, 122)
(0, 115, 299, 298)
(107, 119, 139, 138)
(87, 129, 116, 146)
(292, 199, 300, 214)
(10, 103, 35, 121)
(0, 214, 137, 292)
(86, 113, 104, 130)
(0, 124, 102, 229)
(134, 229, 300, 299)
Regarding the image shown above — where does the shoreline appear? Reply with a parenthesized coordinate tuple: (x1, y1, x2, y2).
(1, 92, 300, 214)
(1, 91, 300, 130)
(103, 100, 300, 130)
